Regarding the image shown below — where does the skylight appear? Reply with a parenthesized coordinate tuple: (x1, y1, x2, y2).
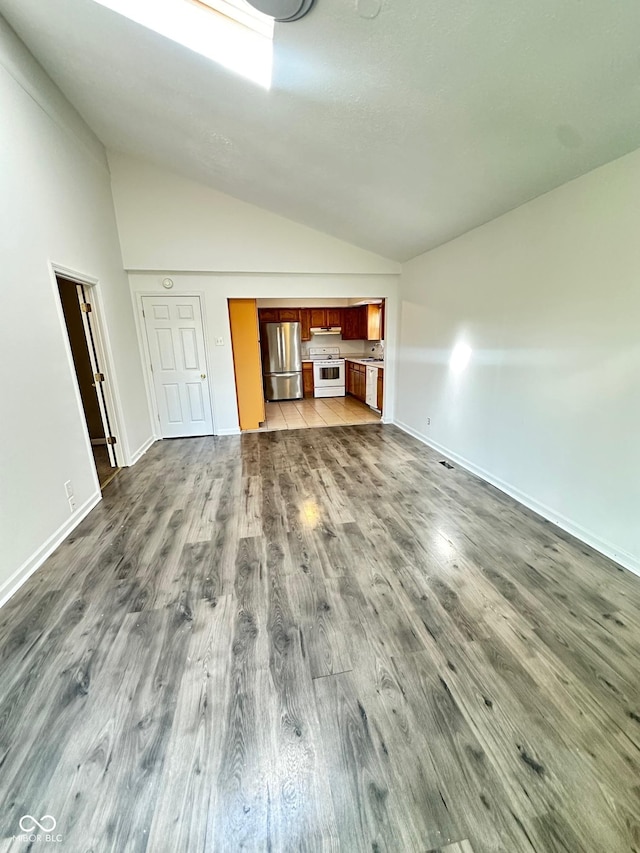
(91, 0, 274, 87)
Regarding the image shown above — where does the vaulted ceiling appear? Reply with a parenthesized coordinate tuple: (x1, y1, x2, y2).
(2, 0, 640, 261)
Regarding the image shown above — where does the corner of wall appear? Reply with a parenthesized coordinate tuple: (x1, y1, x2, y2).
(392, 418, 640, 579)
(129, 435, 157, 466)
(0, 491, 102, 610)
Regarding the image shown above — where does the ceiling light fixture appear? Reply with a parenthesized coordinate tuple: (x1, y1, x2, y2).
(356, 0, 381, 19)
(244, 0, 315, 22)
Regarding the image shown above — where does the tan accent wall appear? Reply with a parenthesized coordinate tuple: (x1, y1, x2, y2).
(228, 299, 265, 431)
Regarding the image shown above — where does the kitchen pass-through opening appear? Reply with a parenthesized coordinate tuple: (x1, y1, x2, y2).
(228, 298, 386, 432)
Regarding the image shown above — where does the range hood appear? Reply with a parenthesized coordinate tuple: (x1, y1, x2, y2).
(310, 326, 342, 335)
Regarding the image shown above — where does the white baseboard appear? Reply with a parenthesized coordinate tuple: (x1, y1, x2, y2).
(216, 427, 241, 436)
(0, 491, 102, 610)
(393, 419, 640, 579)
(129, 435, 156, 466)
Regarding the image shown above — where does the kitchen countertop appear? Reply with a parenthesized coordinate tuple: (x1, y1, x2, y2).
(302, 357, 384, 367)
(344, 357, 385, 368)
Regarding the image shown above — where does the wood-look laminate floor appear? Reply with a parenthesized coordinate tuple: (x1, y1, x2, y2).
(92, 444, 120, 489)
(1, 425, 639, 852)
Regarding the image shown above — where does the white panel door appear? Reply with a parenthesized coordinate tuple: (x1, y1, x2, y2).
(142, 296, 213, 437)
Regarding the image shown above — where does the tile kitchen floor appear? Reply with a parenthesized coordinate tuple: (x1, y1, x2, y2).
(261, 396, 380, 431)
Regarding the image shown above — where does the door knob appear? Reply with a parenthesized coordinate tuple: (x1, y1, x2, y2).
(201, 373, 206, 379)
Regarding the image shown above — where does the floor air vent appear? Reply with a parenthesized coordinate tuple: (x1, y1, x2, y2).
(439, 460, 454, 469)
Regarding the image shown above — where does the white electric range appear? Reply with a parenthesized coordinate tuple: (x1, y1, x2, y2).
(308, 347, 345, 397)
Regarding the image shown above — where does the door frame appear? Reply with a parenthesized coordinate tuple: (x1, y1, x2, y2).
(49, 262, 129, 474)
(134, 291, 216, 438)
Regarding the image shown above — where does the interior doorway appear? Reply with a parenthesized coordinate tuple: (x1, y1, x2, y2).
(56, 276, 120, 489)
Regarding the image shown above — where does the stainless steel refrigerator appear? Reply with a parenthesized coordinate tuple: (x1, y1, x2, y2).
(261, 321, 303, 401)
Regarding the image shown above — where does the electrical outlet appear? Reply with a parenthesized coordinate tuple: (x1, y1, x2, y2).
(68, 495, 76, 512)
(427, 417, 431, 426)
(64, 480, 73, 498)
(215, 337, 224, 346)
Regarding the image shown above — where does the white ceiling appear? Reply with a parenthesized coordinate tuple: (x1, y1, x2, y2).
(3, 0, 640, 261)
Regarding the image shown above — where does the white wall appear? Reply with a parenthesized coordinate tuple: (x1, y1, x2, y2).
(129, 274, 399, 434)
(108, 152, 400, 275)
(397, 148, 640, 573)
(0, 19, 152, 602)
(112, 153, 399, 435)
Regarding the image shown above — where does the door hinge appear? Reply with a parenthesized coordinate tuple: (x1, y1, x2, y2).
(94, 372, 105, 383)
(106, 436, 117, 446)
(80, 302, 92, 313)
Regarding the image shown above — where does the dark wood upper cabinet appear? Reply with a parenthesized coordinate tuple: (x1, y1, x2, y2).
(258, 308, 279, 323)
(310, 308, 327, 327)
(359, 307, 369, 339)
(365, 304, 382, 341)
(326, 308, 343, 327)
(342, 307, 360, 340)
(300, 309, 311, 341)
(278, 308, 300, 322)
(259, 305, 380, 340)
(343, 305, 382, 340)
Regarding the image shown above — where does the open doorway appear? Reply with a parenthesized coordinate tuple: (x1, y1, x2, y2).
(229, 298, 386, 432)
(56, 276, 120, 489)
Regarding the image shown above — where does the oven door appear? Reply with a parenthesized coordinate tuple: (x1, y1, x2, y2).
(314, 362, 344, 388)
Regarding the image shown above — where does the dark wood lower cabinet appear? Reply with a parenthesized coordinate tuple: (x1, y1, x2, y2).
(302, 362, 314, 398)
(346, 361, 366, 403)
(347, 361, 383, 412)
